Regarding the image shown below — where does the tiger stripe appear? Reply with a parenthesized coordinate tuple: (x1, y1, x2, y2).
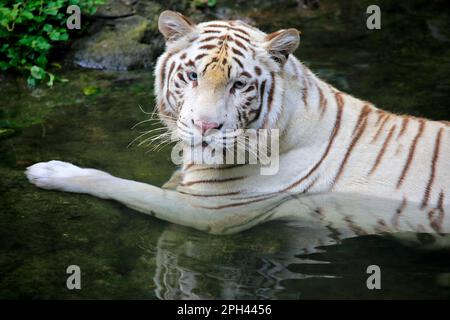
(285, 93, 343, 191)
(231, 47, 245, 57)
(180, 176, 245, 187)
(187, 164, 246, 172)
(344, 216, 368, 236)
(375, 111, 387, 126)
(199, 44, 216, 50)
(332, 101, 370, 187)
(421, 128, 443, 208)
(435, 191, 445, 232)
(249, 80, 266, 124)
(232, 56, 244, 68)
(203, 29, 221, 34)
(262, 72, 276, 128)
(353, 104, 371, 136)
(302, 71, 309, 108)
(159, 52, 174, 90)
(179, 190, 240, 197)
(369, 124, 397, 176)
(396, 119, 426, 189)
(392, 197, 408, 229)
(318, 86, 328, 119)
(397, 116, 410, 139)
(326, 224, 342, 242)
(374, 219, 391, 233)
(371, 114, 390, 143)
(200, 36, 219, 43)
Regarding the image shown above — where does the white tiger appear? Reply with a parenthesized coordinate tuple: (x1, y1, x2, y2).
(26, 11, 450, 246)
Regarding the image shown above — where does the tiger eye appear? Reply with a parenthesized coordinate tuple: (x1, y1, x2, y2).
(234, 80, 246, 89)
(188, 72, 198, 81)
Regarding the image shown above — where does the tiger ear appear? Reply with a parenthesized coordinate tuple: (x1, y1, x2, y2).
(264, 28, 300, 64)
(158, 11, 196, 42)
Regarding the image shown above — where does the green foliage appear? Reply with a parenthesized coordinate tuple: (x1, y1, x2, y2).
(192, 0, 217, 9)
(0, 0, 105, 87)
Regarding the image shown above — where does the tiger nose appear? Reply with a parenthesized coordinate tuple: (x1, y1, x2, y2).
(193, 119, 221, 135)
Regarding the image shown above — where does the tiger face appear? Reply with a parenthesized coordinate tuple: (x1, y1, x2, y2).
(155, 11, 300, 152)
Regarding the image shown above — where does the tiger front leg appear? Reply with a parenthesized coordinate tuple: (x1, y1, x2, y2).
(25, 161, 273, 234)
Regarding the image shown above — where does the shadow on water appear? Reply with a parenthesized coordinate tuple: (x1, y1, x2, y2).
(1, 0, 450, 299)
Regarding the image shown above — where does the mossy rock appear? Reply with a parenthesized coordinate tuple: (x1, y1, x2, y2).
(72, 16, 156, 71)
(93, 0, 136, 18)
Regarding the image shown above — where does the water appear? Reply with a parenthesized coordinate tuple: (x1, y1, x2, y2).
(1, 0, 450, 299)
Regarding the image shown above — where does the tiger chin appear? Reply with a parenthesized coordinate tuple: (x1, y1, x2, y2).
(26, 11, 449, 246)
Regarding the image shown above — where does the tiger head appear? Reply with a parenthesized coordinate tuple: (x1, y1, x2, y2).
(155, 11, 300, 152)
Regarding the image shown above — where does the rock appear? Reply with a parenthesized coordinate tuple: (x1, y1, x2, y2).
(72, 16, 156, 71)
(93, 0, 136, 19)
(133, 0, 163, 18)
(133, 1, 164, 50)
(209, 7, 256, 25)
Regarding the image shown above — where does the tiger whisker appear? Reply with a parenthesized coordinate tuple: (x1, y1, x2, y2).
(142, 132, 173, 147)
(131, 118, 175, 130)
(235, 139, 260, 163)
(148, 136, 174, 153)
(128, 127, 169, 148)
(138, 104, 153, 115)
(156, 114, 178, 121)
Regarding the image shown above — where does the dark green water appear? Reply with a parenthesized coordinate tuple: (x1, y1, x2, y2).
(1, 0, 450, 299)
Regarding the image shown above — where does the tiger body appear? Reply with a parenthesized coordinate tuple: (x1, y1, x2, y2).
(26, 11, 450, 242)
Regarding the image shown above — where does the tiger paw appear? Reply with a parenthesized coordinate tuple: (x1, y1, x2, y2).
(25, 160, 109, 192)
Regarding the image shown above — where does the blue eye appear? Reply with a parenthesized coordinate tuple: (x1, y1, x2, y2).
(188, 72, 198, 81)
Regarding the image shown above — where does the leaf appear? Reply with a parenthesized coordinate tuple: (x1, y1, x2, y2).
(192, 0, 205, 7)
(34, 37, 52, 51)
(83, 86, 99, 96)
(59, 32, 69, 41)
(49, 30, 61, 41)
(43, 24, 53, 33)
(46, 72, 55, 87)
(11, 3, 20, 19)
(18, 36, 33, 46)
(49, 29, 69, 41)
(27, 76, 36, 87)
(43, 6, 59, 16)
(20, 10, 34, 20)
(30, 65, 45, 79)
(6, 47, 17, 58)
(0, 61, 9, 70)
(36, 54, 48, 67)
